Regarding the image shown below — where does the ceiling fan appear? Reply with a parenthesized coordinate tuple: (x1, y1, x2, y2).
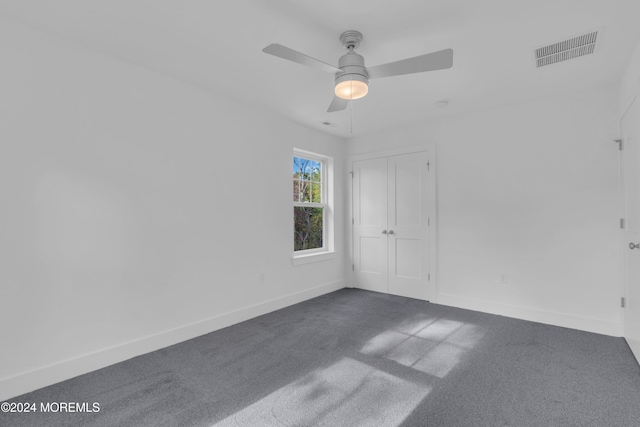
(262, 30, 453, 112)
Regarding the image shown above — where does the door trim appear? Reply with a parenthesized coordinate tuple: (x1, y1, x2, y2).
(347, 143, 438, 302)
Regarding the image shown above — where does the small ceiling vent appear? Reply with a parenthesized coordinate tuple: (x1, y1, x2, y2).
(320, 121, 340, 128)
(535, 30, 599, 68)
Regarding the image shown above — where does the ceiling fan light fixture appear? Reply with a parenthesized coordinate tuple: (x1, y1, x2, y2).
(335, 74, 369, 100)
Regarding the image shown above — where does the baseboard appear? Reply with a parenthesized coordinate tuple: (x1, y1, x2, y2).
(0, 279, 346, 401)
(628, 339, 640, 365)
(436, 293, 622, 337)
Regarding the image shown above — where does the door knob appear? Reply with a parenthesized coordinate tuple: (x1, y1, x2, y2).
(388, 230, 394, 235)
(382, 230, 387, 234)
(630, 242, 640, 250)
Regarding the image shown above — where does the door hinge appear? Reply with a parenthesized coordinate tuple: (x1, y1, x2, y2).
(349, 171, 354, 178)
(621, 218, 625, 229)
(615, 139, 623, 150)
(427, 161, 430, 171)
(621, 297, 626, 308)
(352, 218, 354, 225)
(428, 273, 430, 281)
(352, 264, 355, 271)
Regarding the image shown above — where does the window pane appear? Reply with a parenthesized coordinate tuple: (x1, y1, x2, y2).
(301, 158, 311, 180)
(293, 179, 300, 202)
(294, 207, 323, 251)
(293, 157, 302, 176)
(311, 160, 321, 182)
(311, 183, 321, 203)
(300, 180, 311, 202)
(294, 156, 322, 203)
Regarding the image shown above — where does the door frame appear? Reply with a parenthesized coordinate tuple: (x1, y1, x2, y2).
(618, 95, 634, 335)
(347, 143, 438, 302)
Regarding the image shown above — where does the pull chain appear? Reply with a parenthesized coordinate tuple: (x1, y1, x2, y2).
(350, 81, 354, 135)
(350, 102, 353, 135)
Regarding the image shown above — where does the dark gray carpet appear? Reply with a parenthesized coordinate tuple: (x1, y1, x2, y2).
(2, 288, 640, 426)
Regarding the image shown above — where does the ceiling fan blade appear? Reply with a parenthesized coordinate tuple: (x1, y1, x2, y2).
(367, 48, 453, 79)
(263, 43, 342, 74)
(327, 96, 349, 112)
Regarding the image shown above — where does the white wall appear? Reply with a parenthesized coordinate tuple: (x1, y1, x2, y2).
(348, 85, 621, 336)
(620, 38, 640, 114)
(0, 18, 346, 400)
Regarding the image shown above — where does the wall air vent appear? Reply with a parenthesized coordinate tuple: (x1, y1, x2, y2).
(535, 30, 599, 68)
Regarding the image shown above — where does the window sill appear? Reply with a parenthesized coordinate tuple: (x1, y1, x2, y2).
(292, 251, 336, 266)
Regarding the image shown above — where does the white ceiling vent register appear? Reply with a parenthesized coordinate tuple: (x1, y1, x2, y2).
(535, 30, 599, 67)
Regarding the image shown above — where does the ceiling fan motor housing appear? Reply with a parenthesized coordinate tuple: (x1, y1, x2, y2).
(335, 50, 369, 86)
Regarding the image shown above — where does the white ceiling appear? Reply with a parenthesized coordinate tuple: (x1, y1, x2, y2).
(1, 0, 639, 138)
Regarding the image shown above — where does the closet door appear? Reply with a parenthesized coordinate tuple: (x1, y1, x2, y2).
(622, 96, 640, 361)
(352, 151, 431, 301)
(352, 157, 388, 294)
(387, 152, 430, 300)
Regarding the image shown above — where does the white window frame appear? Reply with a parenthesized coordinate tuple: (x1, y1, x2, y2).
(292, 148, 335, 265)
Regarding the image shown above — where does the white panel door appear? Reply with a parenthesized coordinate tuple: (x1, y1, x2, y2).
(352, 152, 431, 301)
(622, 96, 640, 361)
(387, 152, 430, 300)
(353, 157, 388, 293)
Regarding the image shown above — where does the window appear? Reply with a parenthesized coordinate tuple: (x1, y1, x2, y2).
(293, 149, 333, 258)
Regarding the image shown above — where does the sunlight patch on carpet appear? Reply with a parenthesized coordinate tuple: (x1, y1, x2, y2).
(360, 319, 485, 379)
(213, 357, 430, 427)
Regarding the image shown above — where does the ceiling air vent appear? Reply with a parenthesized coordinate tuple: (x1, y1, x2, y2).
(535, 30, 598, 68)
(321, 121, 340, 127)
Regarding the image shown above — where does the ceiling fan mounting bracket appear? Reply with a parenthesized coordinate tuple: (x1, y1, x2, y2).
(340, 30, 363, 50)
